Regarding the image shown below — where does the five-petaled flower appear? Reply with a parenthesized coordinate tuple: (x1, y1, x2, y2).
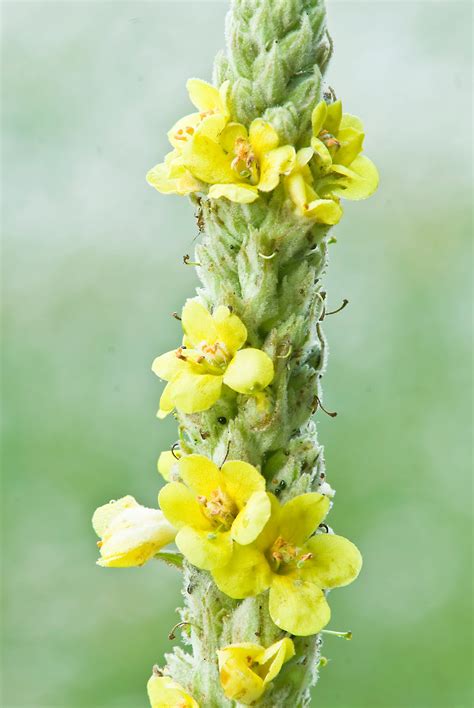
(211, 492, 362, 636)
(217, 638, 295, 704)
(185, 118, 296, 203)
(158, 454, 271, 571)
(310, 99, 379, 201)
(152, 299, 274, 416)
(147, 672, 199, 708)
(92, 496, 176, 568)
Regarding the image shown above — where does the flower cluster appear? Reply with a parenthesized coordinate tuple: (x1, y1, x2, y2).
(93, 456, 361, 633)
(94, 76, 371, 707)
(147, 78, 378, 224)
(93, 452, 361, 702)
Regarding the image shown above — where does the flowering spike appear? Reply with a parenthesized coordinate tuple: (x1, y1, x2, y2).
(92, 0, 378, 705)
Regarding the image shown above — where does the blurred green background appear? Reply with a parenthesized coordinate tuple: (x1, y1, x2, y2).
(2, 1, 472, 706)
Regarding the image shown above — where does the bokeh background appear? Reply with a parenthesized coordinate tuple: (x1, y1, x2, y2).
(2, 1, 472, 706)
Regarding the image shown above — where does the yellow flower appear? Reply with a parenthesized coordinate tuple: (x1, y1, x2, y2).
(183, 118, 296, 203)
(147, 79, 230, 197)
(158, 454, 271, 571)
(152, 299, 274, 416)
(92, 496, 176, 568)
(147, 673, 199, 708)
(212, 493, 362, 636)
(157, 448, 182, 481)
(311, 99, 379, 200)
(217, 638, 294, 704)
(285, 147, 343, 224)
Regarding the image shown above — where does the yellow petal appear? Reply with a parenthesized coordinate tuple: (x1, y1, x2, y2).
(157, 450, 180, 481)
(92, 496, 138, 538)
(208, 183, 259, 203)
(146, 162, 178, 194)
(253, 492, 281, 552)
(223, 349, 274, 395)
(158, 481, 210, 530)
(176, 526, 233, 570)
(147, 675, 199, 708)
(157, 381, 175, 418)
(248, 118, 279, 160)
(195, 112, 227, 142)
(329, 155, 379, 200)
(231, 491, 271, 545)
(146, 157, 200, 195)
(295, 147, 314, 168)
(152, 350, 187, 381)
(335, 127, 365, 167)
(310, 136, 332, 174)
(303, 533, 362, 588)
(324, 99, 343, 135)
(178, 454, 223, 497)
(98, 506, 176, 568)
(340, 112, 364, 133)
(168, 369, 223, 413)
(311, 100, 328, 135)
(278, 492, 329, 545)
(219, 122, 248, 153)
(181, 299, 217, 347)
(220, 459, 265, 507)
(184, 134, 235, 184)
(217, 646, 265, 704)
(258, 637, 295, 685)
(304, 198, 342, 225)
(258, 145, 296, 192)
(187, 78, 225, 113)
(168, 112, 201, 149)
(213, 306, 247, 355)
(285, 172, 308, 210)
(212, 543, 272, 598)
(269, 574, 331, 635)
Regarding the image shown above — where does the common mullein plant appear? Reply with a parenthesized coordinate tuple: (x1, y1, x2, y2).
(92, 0, 378, 705)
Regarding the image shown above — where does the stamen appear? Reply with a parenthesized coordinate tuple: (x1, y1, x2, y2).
(313, 395, 338, 418)
(168, 621, 191, 641)
(258, 250, 278, 260)
(324, 299, 349, 317)
(320, 629, 352, 640)
(183, 254, 201, 266)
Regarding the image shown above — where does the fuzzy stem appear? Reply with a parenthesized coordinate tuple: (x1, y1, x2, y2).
(163, 2, 336, 705)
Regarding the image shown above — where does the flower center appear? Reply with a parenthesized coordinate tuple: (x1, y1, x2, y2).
(175, 341, 230, 374)
(268, 536, 313, 573)
(318, 129, 340, 150)
(193, 340, 231, 375)
(197, 487, 237, 529)
(231, 138, 259, 183)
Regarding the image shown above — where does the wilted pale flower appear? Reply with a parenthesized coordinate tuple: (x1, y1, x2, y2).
(92, 495, 176, 567)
